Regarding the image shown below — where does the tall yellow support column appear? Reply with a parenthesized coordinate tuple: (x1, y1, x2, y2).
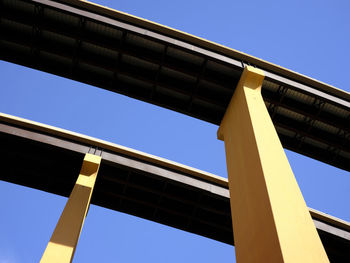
(217, 66, 329, 262)
(41, 153, 101, 263)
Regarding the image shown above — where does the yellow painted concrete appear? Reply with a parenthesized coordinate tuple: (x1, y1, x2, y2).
(218, 66, 329, 262)
(40, 153, 101, 263)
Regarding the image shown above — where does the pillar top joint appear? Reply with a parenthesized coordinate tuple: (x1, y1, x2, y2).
(217, 66, 265, 141)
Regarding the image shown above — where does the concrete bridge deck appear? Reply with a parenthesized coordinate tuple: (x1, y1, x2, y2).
(1, 113, 349, 262)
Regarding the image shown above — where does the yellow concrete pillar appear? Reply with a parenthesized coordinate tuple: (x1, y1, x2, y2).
(40, 153, 101, 263)
(217, 66, 329, 262)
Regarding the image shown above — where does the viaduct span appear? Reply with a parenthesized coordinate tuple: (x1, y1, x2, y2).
(1, 0, 350, 262)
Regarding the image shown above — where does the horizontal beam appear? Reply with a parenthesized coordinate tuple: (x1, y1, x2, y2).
(1, 0, 349, 172)
(0, 113, 349, 261)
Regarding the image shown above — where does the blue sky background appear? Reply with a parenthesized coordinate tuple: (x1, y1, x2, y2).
(0, 0, 349, 262)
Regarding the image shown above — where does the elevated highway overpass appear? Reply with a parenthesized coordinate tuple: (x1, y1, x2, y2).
(1, 0, 350, 261)
(1, 113, 350, 262)
(0, 0, 349, 171)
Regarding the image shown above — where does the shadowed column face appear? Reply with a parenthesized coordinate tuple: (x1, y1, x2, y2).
(40, 153, 101, 263)
(218, 66, 329, 263)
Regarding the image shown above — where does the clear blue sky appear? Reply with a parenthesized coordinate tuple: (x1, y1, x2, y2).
(1, 0, 349, 262)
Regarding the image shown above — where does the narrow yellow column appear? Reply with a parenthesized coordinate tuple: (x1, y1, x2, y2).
(217, 66, 328, 262)
(41, 153, 101, 263)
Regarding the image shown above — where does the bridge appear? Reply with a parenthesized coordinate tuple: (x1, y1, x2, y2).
(1, 113, 350, 261)
(1, 0, 349, 262)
